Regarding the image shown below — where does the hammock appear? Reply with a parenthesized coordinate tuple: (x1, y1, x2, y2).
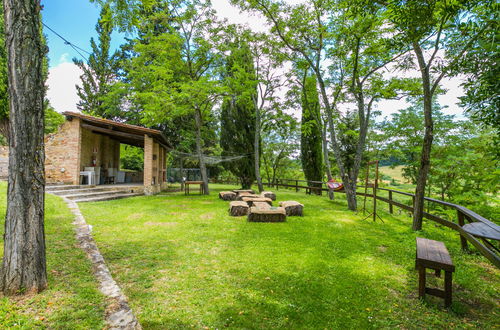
(327, 179, 344, 191)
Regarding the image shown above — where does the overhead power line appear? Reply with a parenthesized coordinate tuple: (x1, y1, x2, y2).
(42, 22, 91, 60)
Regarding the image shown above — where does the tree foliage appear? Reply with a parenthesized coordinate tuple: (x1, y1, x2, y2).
(300, 73, 323, 191)
(220, 39, 257, 189)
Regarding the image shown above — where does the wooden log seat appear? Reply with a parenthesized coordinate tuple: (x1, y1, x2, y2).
(233, 189, 255, 195)
(260, 191, 276, 201)
(279, 201, 304, 216)
(415, 237, 455, 308)
(219, 191, 237, 201)
(241, 196, 273, 206)
(229, 201, 249, 216)
(236, 193, 260, 201)
(247, 207, 286, 222)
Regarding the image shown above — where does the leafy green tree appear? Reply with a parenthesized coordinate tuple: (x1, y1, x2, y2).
(220, 39, 257, 189)
(233, 0, 410, 210)
(384, 0, 495, 230)
(300, 73, 323, 194)
(44, 103, 65, 134)
(74, 4, 119, 118)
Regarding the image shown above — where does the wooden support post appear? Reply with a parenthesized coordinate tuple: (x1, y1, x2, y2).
(296, 180, 299, 192)
(457, 211, 469, 252)
(389, 190, 393, 214)
(444, 271, 452, 308)
(418, 266, 426, 298)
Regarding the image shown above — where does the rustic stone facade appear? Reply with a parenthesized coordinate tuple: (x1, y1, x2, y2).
(42, 114, 168, 193)
(45, 118, 82, 184)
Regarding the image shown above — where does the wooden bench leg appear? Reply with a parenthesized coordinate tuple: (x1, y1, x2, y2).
(435, 269, 441, 277)
(444, 271, 452, 307)
(418, 266, 426, 299)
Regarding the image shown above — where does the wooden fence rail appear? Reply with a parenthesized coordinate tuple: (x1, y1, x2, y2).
(211, 177, 499, 268)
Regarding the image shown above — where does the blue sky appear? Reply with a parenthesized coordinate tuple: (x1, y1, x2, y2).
(41, 0, 125, 67)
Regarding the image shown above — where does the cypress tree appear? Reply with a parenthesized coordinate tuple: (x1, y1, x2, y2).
(74, 4, 118, 118)
(220, 40, 257, 189)
(300, 73, 323, 194)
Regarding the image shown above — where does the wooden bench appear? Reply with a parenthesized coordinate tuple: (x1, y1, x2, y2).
(415, 237, 455, 307)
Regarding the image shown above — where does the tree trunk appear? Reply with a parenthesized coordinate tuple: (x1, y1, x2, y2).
(322, 117, 334, 200)
(253, 96, 263, 193)
(344, 179, 357, 210)
(412, 42, 434, 231)
(194, 108, 209, 195)
(1, 0, 47, 295)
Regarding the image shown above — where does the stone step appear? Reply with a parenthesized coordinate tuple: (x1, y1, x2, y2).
(63, 190, 135, 200)
(73, 192, 143, 203)
(50, 187, 131, 196)
(46, 185, 96, 191)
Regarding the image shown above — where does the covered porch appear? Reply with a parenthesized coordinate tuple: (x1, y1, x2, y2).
(45, 112, 171, 195)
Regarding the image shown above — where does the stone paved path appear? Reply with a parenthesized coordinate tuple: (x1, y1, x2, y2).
(63, 197, 141, 330)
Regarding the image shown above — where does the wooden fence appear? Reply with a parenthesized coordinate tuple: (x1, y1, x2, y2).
(212, 178, 499, 268)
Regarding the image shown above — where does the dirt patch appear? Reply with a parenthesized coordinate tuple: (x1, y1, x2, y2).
(127, 213, 144, 220)
(145, 221, 178, 227)
(378, 245, 388, 253)
(200, 212, 216, 220)
(168, 212, 188, 217)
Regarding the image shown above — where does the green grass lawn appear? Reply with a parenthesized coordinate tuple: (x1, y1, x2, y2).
(0, 182, 106, 328)
(80, 184, 499, 329)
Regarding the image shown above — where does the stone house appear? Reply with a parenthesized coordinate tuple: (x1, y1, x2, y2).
(45, 112, 170, 195)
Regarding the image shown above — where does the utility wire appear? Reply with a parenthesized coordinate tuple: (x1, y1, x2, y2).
(42, 22, 91, 60)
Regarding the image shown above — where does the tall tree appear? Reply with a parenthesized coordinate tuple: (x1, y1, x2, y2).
(0, 6, 8, 141)
(300, 72, 323, 194)
(1, 0, 47, 294)
(233, 0, 408, 210)
(385, 0, 494, 230)
(74, 4, 119, 118)
(220, 38, 257, 189)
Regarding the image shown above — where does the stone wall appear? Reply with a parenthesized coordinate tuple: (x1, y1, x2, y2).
(45, 118, 81, 184)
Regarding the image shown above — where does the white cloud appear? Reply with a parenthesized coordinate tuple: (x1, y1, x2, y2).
(46, 62, 82, 113)
(58, 53, 70, 64)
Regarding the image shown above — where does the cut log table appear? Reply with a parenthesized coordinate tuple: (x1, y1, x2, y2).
(219, 191, 237, 201)
(248, 207, 286, 222)
(229, 201, 249, 216)
(279, 201, 304, 216)
(415, 237, 455, 307)
(241, 196, 273, 206)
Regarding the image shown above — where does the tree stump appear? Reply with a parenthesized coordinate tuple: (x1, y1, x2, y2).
(241, 196, 273, 206)
(248, 207, 286, 222)
(236, 193, 260, 201)
(260, 191, 276, 201)
(219, 191, 237, 201)
(229, 201, 249, 216)
(279, 201, 304, 216)
(233, 189, 255, 195)
(252, 202, 272, 210)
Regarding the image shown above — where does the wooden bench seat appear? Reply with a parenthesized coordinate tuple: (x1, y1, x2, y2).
(416, 237, 455, 307)
(241, 196, 273, 206)
(219, 191, 237, 201)
(229, 201, 249, 216)
(248, 207, 286, 222)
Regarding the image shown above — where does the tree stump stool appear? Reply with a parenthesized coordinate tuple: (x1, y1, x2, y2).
(219, 191, 237, 201)
(252, 201, 272, 210)
(229, 201, 249, 216)
(236, 193, 260, 201)
(279, 201, 304, 216)
(233, 189, 255, 195)
(416, 237, 455, 308)
(241, 196, 273, 206)
(248, 207, 286, 222)
(260, 191, 276, 201)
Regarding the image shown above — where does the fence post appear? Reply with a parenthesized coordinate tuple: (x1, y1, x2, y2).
(457, 210, 469, 251)
(389, 190, 393, 214)
(296, 180, 299, 192)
